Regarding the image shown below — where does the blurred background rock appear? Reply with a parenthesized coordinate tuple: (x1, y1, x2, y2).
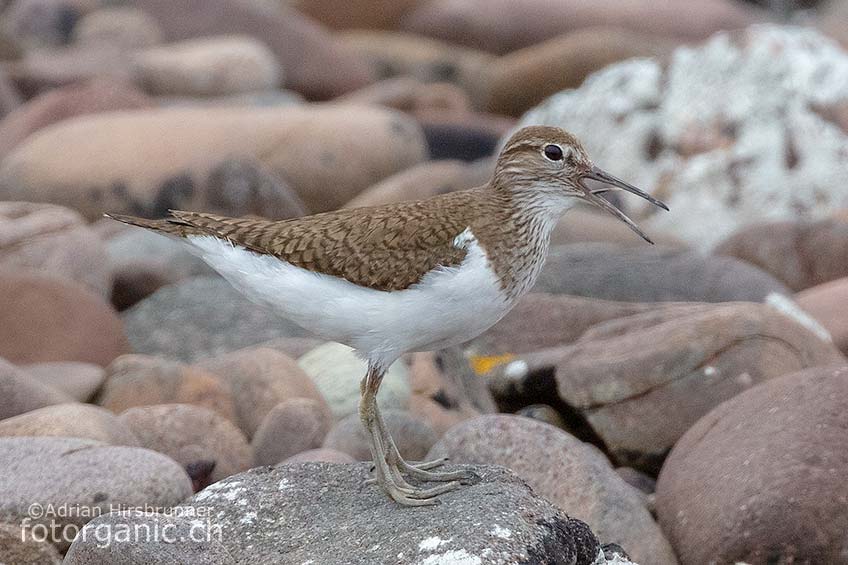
(1, 1, 848, 564)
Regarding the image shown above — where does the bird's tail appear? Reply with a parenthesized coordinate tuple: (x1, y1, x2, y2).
(104, 212, 205, 238)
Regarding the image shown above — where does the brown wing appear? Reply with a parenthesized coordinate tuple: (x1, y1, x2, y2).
(107, 198, 473, 291)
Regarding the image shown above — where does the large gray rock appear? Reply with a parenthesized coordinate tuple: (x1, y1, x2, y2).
(0, 437, 192, 552)
(178, 463, 605, 565)
(0, 358, 72, 420)
(121, 276, 309, 362)
(63, 511, 236, 564)
(428, 415, 676, 565)
(533, 244, 791, 303)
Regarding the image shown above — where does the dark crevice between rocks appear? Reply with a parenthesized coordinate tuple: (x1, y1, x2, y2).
(492, 366, 610, 454)
(522, 516, 600, 565)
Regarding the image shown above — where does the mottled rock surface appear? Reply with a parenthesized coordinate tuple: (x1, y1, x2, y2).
(180, 463, 604, 565)
(517, 26, 848, 249)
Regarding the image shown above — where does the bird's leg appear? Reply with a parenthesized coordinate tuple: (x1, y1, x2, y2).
(360, 362, 457, 505)
(374, 402, 478, 485)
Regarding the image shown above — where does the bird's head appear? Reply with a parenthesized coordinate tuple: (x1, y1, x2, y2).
(494, 125, 668, 243)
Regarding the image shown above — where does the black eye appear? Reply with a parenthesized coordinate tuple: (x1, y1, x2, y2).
(544, 144, 563, 161)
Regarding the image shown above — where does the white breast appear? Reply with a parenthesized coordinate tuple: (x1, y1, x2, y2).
(185, 229, 512, 364)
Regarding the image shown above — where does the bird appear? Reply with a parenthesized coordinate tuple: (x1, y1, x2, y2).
(107, 125, 668, 506)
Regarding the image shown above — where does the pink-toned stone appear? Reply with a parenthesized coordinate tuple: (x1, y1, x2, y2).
(797, 277, 848, 355)
(0, 270, 129, 366)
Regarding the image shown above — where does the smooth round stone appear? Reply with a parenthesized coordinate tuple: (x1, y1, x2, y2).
(1, 0, 80, 50)
(0, 105, 425, 219)
(298, 342, 410, 420)
(714, 217, 848, 292)
(533, 243, 791, 303)
(200, 346, 328, 439)
(133, 0, 374, 99)
(0, 521, 61, 565)
(0, 202, 112, 297)
(0, 271, 129, 366)
(344, 158, 492, 208)
(73, 7, 164, 49)
(252, 398, 333, 466)
(481, 27, 675, 117)
(428, 415, 677, 565)
(297, 0, 422, 30)
(0, 77, 152, 160)
(400, 0, 763, 54)
(119, 404, 252, 489)
(323, 409, 437, 461)
(0, 358, 71, 420)
(64, 511, 235, 564)
(656, 365, 848, 564)
(133, 36, 283, 97)
(550, 207, 686, 248)
(122, 277, 309, 363)
(0, 403, 139, 446)
(99, 354, 237, 424)
(797, 277, 848, 355)
(0, 437, 192, 552)
(280, 448, 355, 465)
(20, 361, 105, 401)
(338, 30, 490, 90)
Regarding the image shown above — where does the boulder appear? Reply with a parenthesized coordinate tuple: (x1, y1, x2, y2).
(0, 358, 72, 421)
(133, 36, 282, 97)
(73, 6, 164, 49)
(516, 26, 848, 249)
(64, 511, 236, 564)
(0, 437, 192, 552)
(429, 415, 676, 565)
(488, 302, 844, 471)
(1, 0, 80, 50)
(99, 354, 237, 424)
(338, 30, 490, 90)
(118, 404, 252, 489)
(281, 448, 355, 464)
(251, 398, 333, 466)
(0, 105, 426, 219)
(298, 342, 409, 420)
(179, 463, 607, 564)
(533, 244, 791, 303)
(656, 365, 848, 564)
(21, 361, 105, 401)
(134, 0, 374, 99)
(7, 44, 133, 96)
(297, 0, 422, 30)
(481, 27, 676, 117)
(0, 521, 62, 565)
(0, 270, 129, 365)
(323, 410, 437, 461)
(344, 158, 491, 208)
(0, 77, 152, 160)
(551, 207, 687, 248)
(0, 201, 111, 297)
(400, 0, 763, 54)
(0, 403, 139, 445)
(121, 277, 309, 362)
(714, 217, 848, 291)
(199, 346, 327, 438)
(797, 277, 848, 355)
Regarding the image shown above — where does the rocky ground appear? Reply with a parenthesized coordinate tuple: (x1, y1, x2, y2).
(1, 1, 848, 564)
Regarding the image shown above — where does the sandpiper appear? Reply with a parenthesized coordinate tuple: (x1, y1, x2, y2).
(107, 125, 667, 506)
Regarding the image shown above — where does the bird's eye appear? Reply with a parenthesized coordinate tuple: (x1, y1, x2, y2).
(543, 144, 563, 161)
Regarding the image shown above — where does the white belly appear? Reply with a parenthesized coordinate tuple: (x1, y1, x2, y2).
(185, 232, 512, 363)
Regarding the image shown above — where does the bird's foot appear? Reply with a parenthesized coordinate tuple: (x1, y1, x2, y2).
(396, 456, 481, 485)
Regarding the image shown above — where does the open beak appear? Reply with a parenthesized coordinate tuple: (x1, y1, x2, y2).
(579, 165, 668, 244)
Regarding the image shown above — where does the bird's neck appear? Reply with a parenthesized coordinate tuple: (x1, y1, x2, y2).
(470, 184, 571, 300)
